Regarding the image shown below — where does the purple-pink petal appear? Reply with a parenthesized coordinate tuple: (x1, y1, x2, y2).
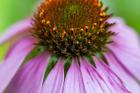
(5, 52, 51, 93)
(109, 46, 140, 80)
(94, 58, 131, 93)
(0, 37, 35, 93)
(108, 17, 140, 50)
(63, 58, 85, 93)
(80, 57, 130, 93)
(80, 58, 110, 93)
(0, 18, 32, 45)
(107, 17, 140, 93)
(80, 58, 103, 93)
(41, 58, 64, 93)
(105, 53, 140, 93)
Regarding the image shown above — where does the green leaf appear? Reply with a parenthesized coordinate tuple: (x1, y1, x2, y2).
(0, 43, 9, 61)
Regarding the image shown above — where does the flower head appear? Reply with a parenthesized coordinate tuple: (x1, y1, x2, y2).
(32, 0, 115, 57)
(0, 0, 140, 93)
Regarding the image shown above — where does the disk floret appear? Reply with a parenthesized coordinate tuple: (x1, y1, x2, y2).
(32, 0, 115, 57)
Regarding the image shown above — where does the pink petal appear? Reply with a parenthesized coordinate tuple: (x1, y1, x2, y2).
(5, 52, 51, 93)
(95, 59, 131, 93)
(0, 37, 35, 93)
(80, 58, 102, 93)
(109, 46, 140, 81)
(63, 58, 85, 93)
(80, 58, 110, 93)
(80, 57, 130, 93)
(108, 17, 140, 50)
(105, 53, 140, 93)
(0, 18, 32, 44)
(107, 17, 140, 92)
(41, 58, 64, 93)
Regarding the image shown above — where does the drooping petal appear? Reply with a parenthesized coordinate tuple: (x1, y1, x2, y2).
(0, 18, 32, 45)
(63, 58, 85, 93)
(5, 52, 51, 93)
(108, 17, 140, 50)
(80, 58, 103, 93)
(109, 46, 140, 81)
(41, 58, 64, 93)
(94, 58, 131, 93)
(0, 37, 35, 93)
(107, 17, 140, 93)
(80, 57, 130, 93)
(105, 53, 140, 93)
(80, 57, 110, 93)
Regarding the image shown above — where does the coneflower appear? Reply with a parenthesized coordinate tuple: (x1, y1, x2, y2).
(0, 0, 140, 93)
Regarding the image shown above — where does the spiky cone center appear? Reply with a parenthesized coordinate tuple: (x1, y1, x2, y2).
(31, 0, 115, 57)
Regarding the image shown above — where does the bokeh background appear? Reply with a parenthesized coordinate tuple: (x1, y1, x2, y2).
(0, 0, 140, 60)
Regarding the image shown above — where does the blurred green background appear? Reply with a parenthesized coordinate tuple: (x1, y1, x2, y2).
(0, 0, 140, 60)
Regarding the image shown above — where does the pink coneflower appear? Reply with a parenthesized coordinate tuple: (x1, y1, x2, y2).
(0, 0, 140, 93)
